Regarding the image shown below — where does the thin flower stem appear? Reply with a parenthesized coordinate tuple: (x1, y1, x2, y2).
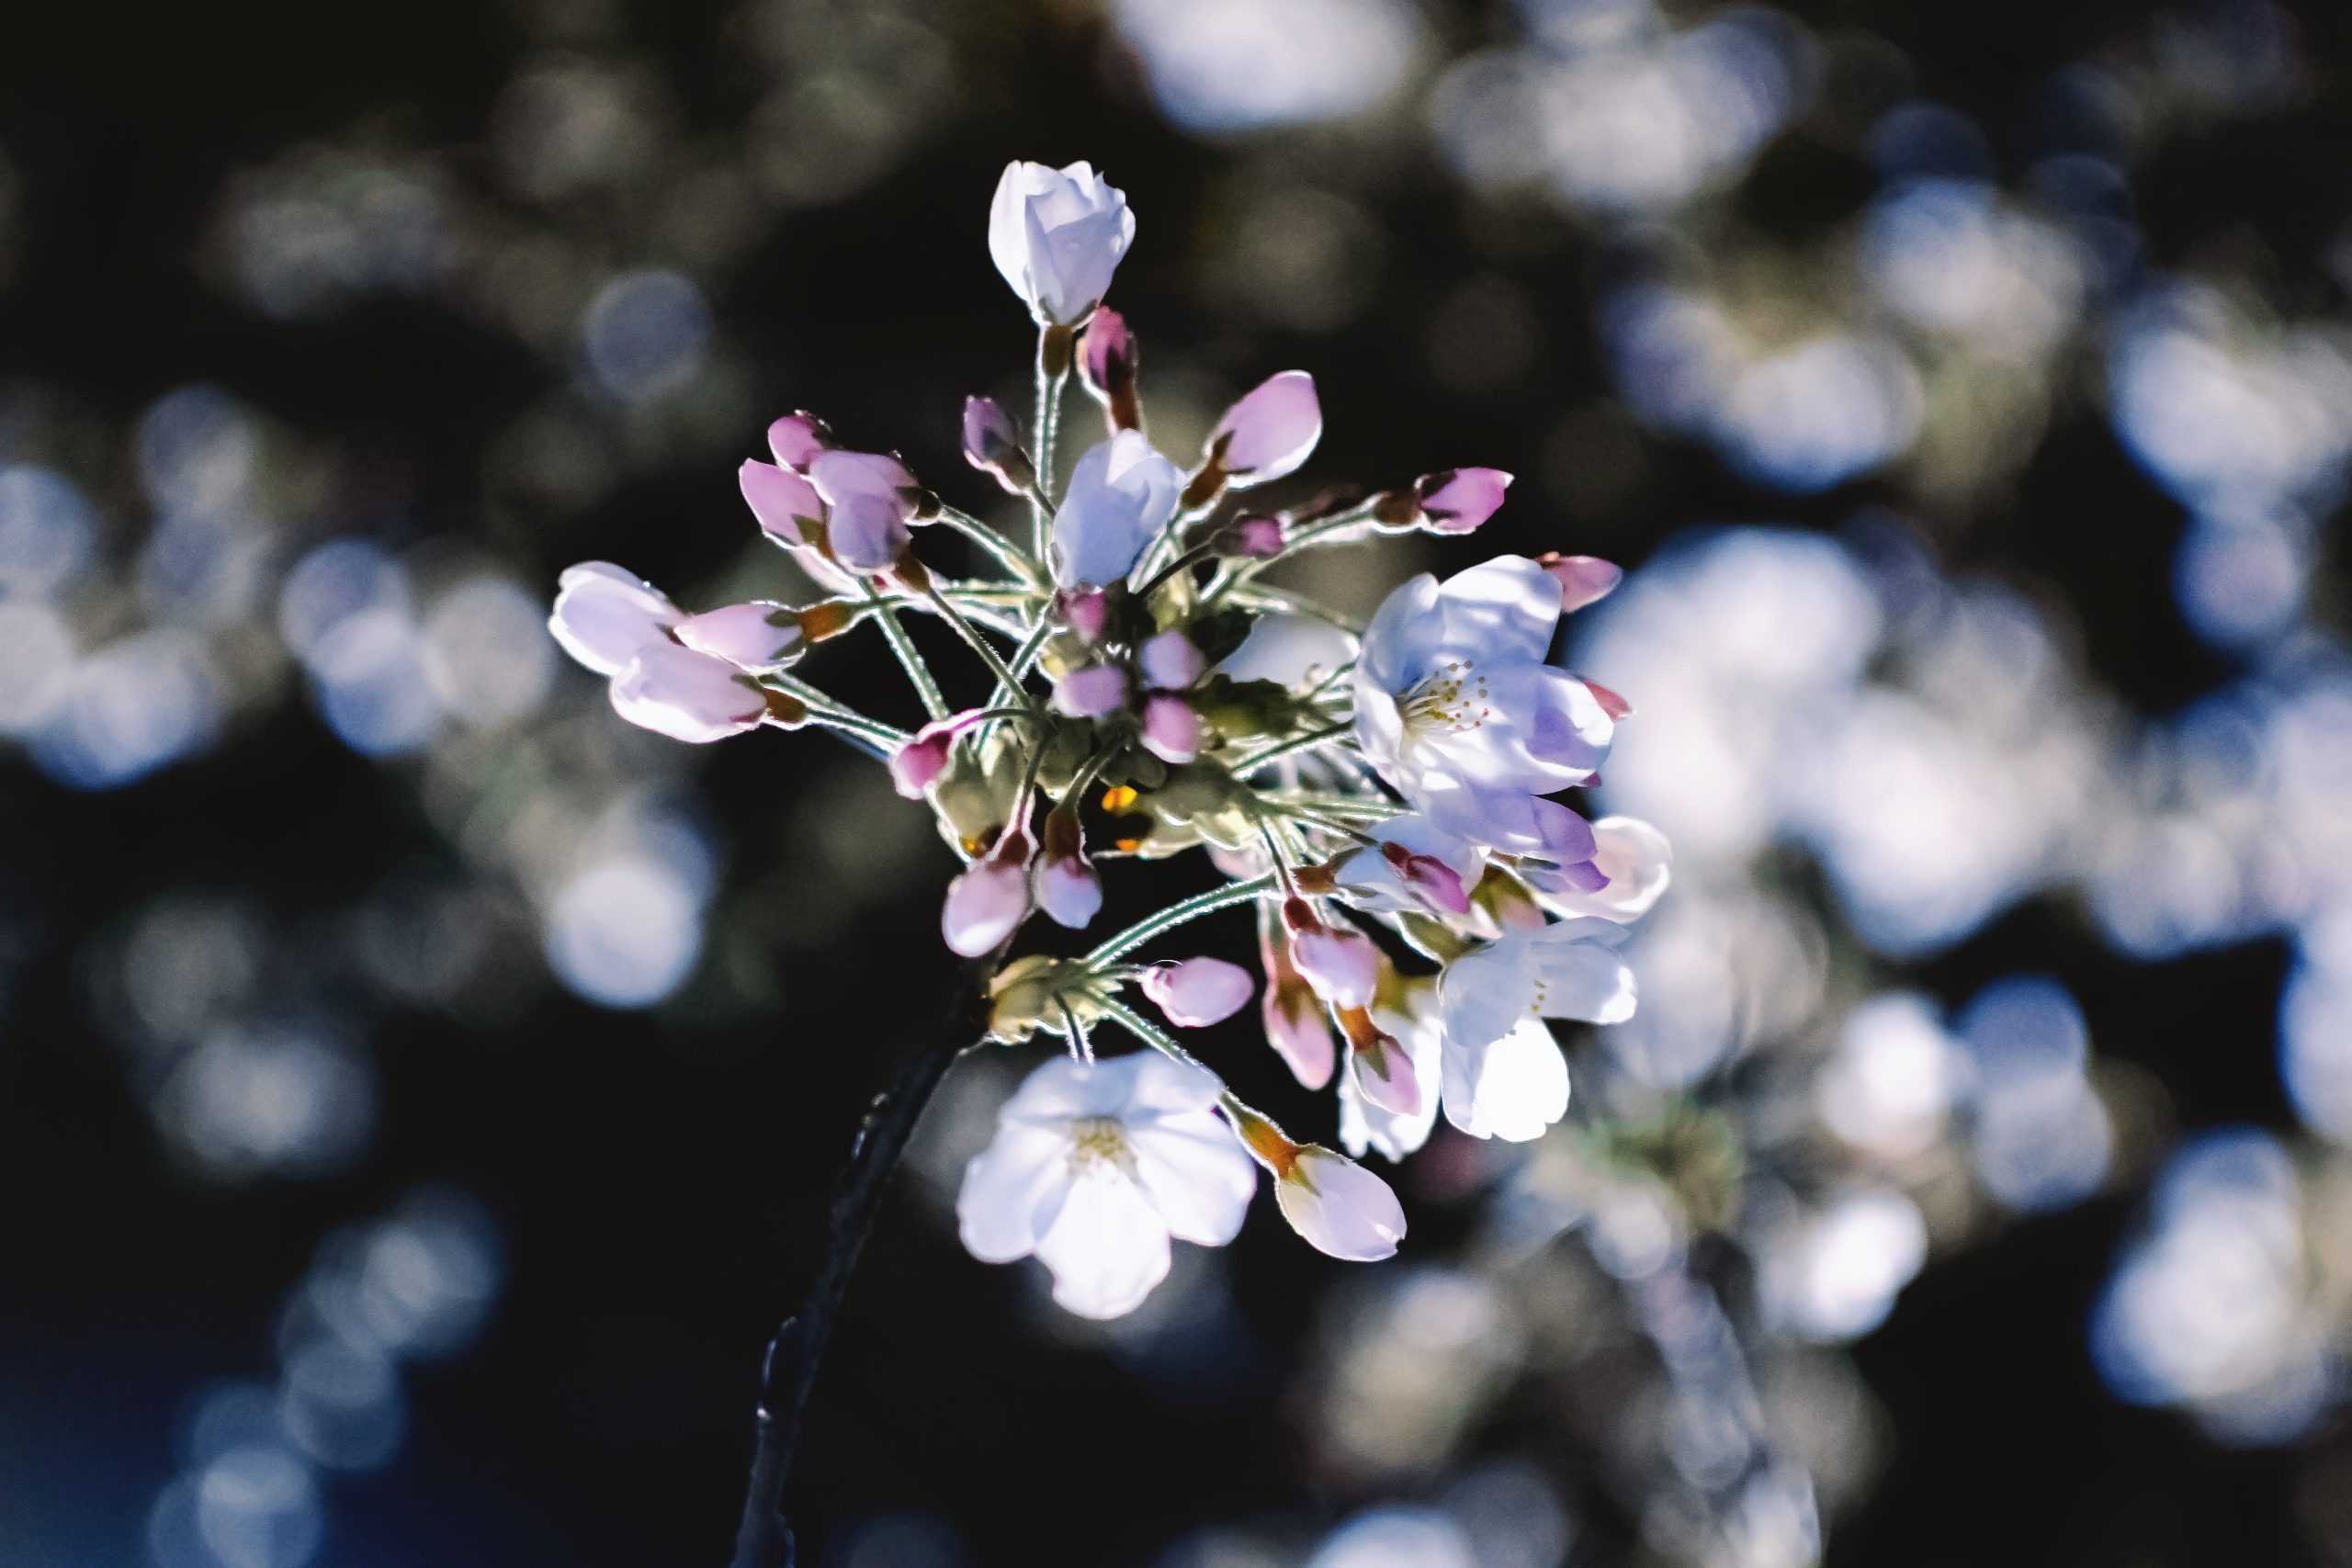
(1228, 722, 1353, 774)
(764, 676, 910, 747)
(1008, 615, 1056, 682)
(1096, 995, 1215, 1078)
(863, 583, 949, 721)
(1222, 582, 1366, 635)
(933, 504, 1044, 587)
(1204, 504, 1379, 604)
(1030, 335, 1069, 561)
(1132, 540, 1220, 605)
(1057, 996, 1095, 1066)
(922, 581, 1037, 708)
(1084, 874, 1278, 968)
(729, 960, 997, 1568)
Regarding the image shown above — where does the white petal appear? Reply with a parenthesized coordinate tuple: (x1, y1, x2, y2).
(548, 562, 676, 676)
(1034, 1165, 1173, 1319)
(1432, 555, 1561, 668)
(1357, 572, 1442, 695)
(1125, 1111, 1257, 1246)
(1441, 1018, 1569, 1142)
(1275, 1149, 1406, 1261)
(1542, 816, 1673, 923)
(956, 1122, 1071, 1263)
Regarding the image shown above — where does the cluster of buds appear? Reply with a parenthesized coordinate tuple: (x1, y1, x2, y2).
(548, 162, 1669, 1319)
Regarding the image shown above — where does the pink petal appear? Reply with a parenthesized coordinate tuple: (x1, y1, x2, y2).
(1413, 468, 1511, 533)
(673, 602, 805, 670)
(1541, 552, 1623, 612)
(739, 460, 826, 548)
(1141, 957, 1255, 1028)
(1139, 694, 1200, 763)
(1138, 630, 1204, 692)
(1211, 370, 1320, 484)
(608, 644, 768, 743)
(767, 412, 833, 470)
(1052, 664, 1130, 718)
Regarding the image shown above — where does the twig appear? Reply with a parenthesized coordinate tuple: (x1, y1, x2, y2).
(728, 960, 995, 1568)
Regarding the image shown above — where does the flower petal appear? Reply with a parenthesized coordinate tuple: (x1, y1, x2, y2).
(1034, 1166, 1172, 1318)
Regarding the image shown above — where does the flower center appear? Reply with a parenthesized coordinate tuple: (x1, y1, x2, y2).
(1069, 1116, 1128, 1169)
(1396, 659, 1490, 747)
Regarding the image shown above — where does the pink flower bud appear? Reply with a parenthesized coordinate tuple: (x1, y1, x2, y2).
(1140, 693, 1200, 763)
(1219, 514, 1285, 558)
(1539, 552, 1623, 612)
(608, 643, 769, 743)
(767, 411, 833, 470)
(1273, 1146, 1407, 1261)
(673, 602, 807, 670)
(1379, 839, 1470, 915)
(548, 562, 677, 677)
(1055, 587, 1109, 643)
(1052, 663, 1130, 718)
(739, 461, 828, 548)
(1141, 957, 1255, 1027)
(962, 396, 1035, 494)
(1260, 907, 1336, 1089)
(889, 708, 984, 799)
(1347, 1031, 1423, 1118)
(1209, 370, 1321, 486)
(1138, 630, 1204, 692)
(1079, 308, 1140, 432)
(809, 449, 922, 572)
(943, 834, 1031, 956)
(1412, 468, 1511, 534)
(1284, 900, 1377, 1009)
(1035, 807, 1102, 931)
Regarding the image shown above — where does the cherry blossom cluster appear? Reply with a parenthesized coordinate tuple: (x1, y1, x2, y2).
(547, 162, 1670, 1319)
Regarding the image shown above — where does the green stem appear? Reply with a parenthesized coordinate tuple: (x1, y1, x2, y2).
(1096, 996, 1216, 1078)
(1228, 722, 1353, 774)
(922, 581, 1037, 707)
(864, 583, 949, 721)
(933, 504, 1044, 587)
(1030, 337, 1069, 561)
(1084, 874, 1278, 968)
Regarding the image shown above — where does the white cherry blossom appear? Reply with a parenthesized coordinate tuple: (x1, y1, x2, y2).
(989, 161, 1136, 326)
(956, 1052, 1257, 1319)
(1439, 917, 1636, 1063)
(1353, 556, 1615, 860)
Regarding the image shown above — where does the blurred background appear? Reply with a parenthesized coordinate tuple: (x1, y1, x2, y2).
(2, 0, 2349, 1562)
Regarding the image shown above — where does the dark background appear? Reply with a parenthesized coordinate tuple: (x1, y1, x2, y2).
(0, 0, 2346, 1564)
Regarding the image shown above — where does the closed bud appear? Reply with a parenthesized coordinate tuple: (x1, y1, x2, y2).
(1284, 898, 1379, 1009)
(767, 411, 834, 470)
(1139, 693, 1200, 763)
(1206, 371, 1321, 488)
(1052, 663, 1130, 718)
(1079, 307, 1141, 433)
(1217, 514, 1285, 558)
(673, 601, 812, 671)
(943, 830, 1032, 956)
(962, 396, 1036, 494)
(1035, 807, 1102, 931)
(1409, 468, 1511, 534)
(1140, 957, 1255, 1028)
(1138, 630, 1204, 692)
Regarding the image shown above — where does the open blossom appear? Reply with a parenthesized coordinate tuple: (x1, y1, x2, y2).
(1206, 371, 1321, 487)
(1051, 431, 1182, 587)
(989, 161, 1136, 327)
(1354, 555, 1614, 861)
(957, 1053, 1256, 1318)
(1439, 915, 1635, 1049)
